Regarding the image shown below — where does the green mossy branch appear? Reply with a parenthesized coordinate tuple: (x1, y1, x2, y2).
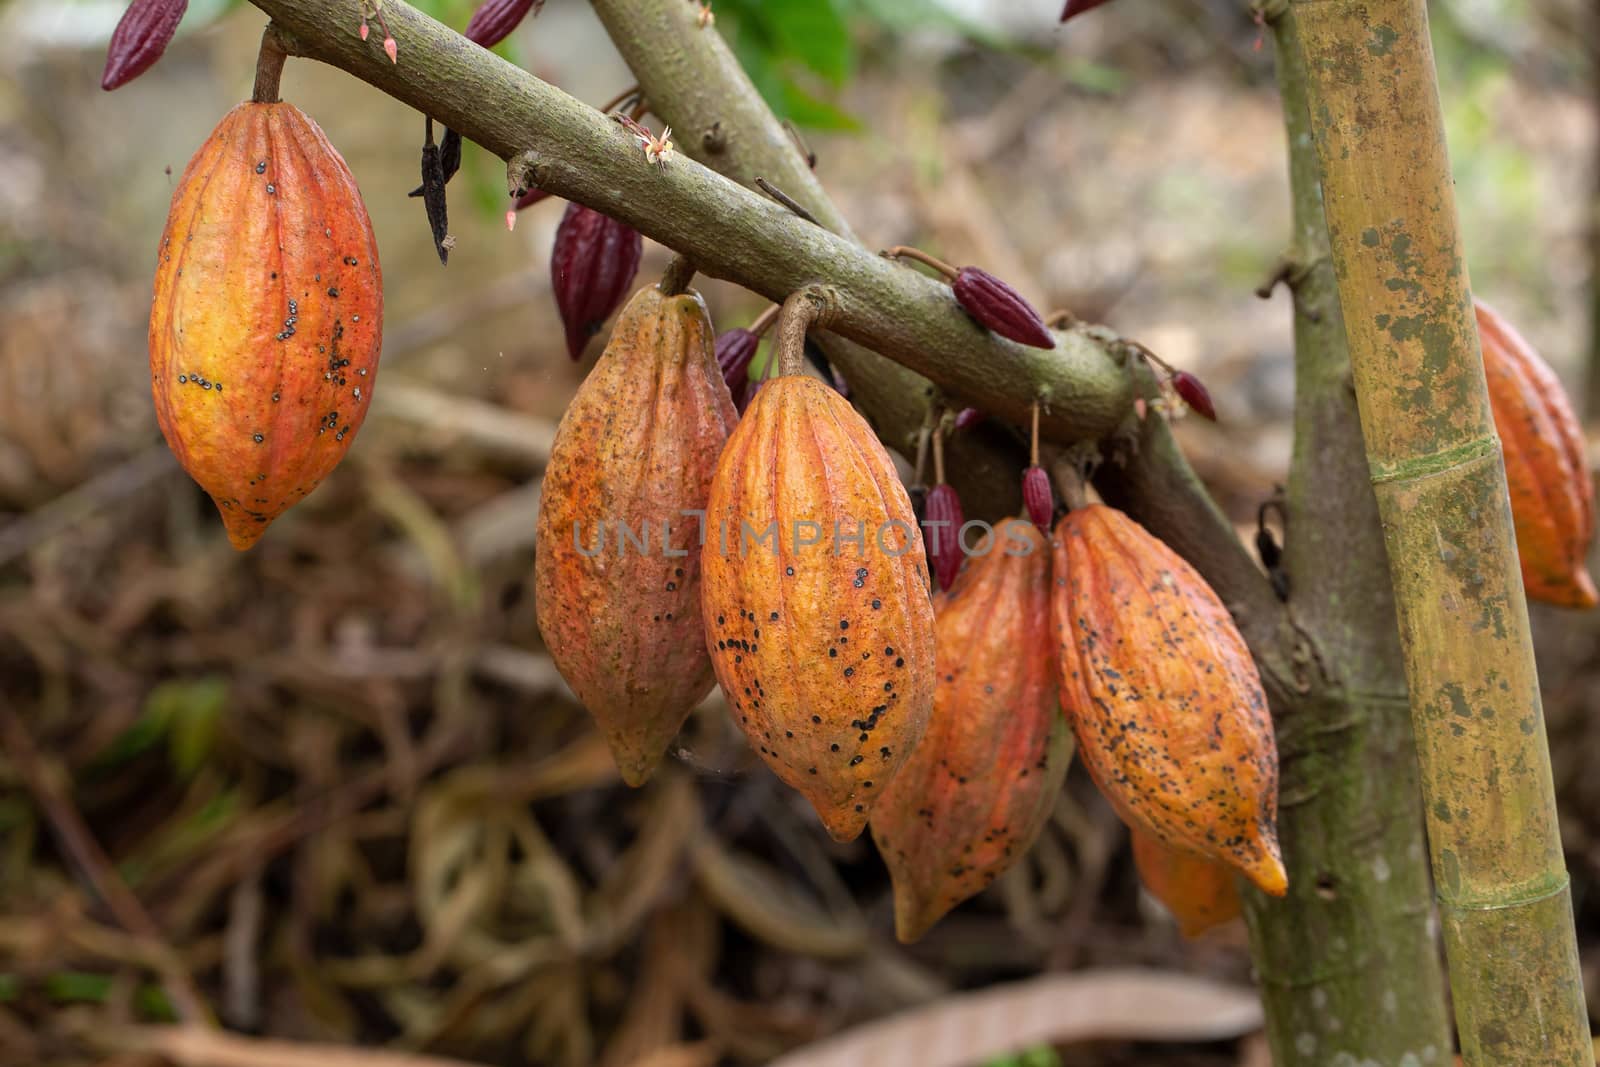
(245, 0, 1131, 452)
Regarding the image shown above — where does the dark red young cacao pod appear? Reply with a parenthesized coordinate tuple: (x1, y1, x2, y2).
(1061, 0, 1116, 22)
(952, 407, 985, 432)
(739, 377, 765, 414)
(102, 0, 188, 91)
(1022, 466, 1053, 530)
(951, 268, 1054, 350)
(1172, 371, 1216, 421)
(925, 484, 965, 591)
(514, 187, 552, 212)
(551, 202, 643, 361)
(715, 328, 760, 402)
(464, 0, 543, 47)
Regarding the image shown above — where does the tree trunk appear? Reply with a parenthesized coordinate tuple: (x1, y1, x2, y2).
(1234, 5, 1454, 1063)
(1295, 0, 1590, 1061)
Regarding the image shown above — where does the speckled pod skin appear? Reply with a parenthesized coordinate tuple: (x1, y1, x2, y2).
(872, 518, 1071, 942)
(535, 285, 736, 786)
(1051, 504, 1286, 896)
(149, 101, 382, 550)
(701, 375, 935, 841)
(1476, 300, 1597, 609)
(1129, 825, 1241, 938)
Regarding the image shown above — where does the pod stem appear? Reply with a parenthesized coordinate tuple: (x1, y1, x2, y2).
(253, 25, 289, 103)
(659, 255, 696, 296)
(931, 424, 947, 486)
(748, 304, 780, 339)
(774, 287, 834, 377)
(883, 245, 959, 282)
(1030, 400, 1041, 467)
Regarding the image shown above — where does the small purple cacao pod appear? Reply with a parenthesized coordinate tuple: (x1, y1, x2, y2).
(514, 187, 552, 211)
(951, 268, 1055, 350)
(1022, 466, 1054, 531)
(465, 0, 543, 48)
(1172, 371, 1216, 421)
(953, 407, 985, 432)
(716, 328, 760, 400)
(1061, 0, 1116, 22)
(551, 202, 643, 361)
(739, 377, 765, 414)
(102, 0, 188, 91)
(925, 484, 965, 592)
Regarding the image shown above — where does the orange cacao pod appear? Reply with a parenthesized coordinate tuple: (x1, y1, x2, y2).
(149, 101, 382, 550)
(1129, 825, 1241, 938)
(872, 518, 1071, 942)
(1476, 300, 1597, 608)
(535, 284, 736, 786)
(701, 375, 935, 841)
(1051, 504, 1286, 895)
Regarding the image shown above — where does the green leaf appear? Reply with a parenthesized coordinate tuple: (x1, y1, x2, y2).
(767, 0, 853, 86)
(777, 78, 863, 132)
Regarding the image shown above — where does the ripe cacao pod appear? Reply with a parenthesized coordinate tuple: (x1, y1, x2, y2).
(702, 375, 936, 841)
(1476, 300, 1597, 608)
(1052, 504, 1286, 895)
(551, 202, 643, 361)
(951, 268, 1054, 350)
(872, 518, 1070, 942)
(535, 284, 736, 786)
(1130, 825, 1241, 938)
(149, 101, 382, 550)
(102, 0, 188, 91)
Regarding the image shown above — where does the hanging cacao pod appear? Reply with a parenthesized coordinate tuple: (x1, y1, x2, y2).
(924, 483, 964, 592)
(1022, 466, 1053, 531)
(1051, 504, 1286, 895)
(551, 202, 643, 361)
(1476, 300, 1597, 609)
(464, 0, 543, 47)
(535, 284, 736, 786)
(951, 268, 1054, 350)
(149, 101, 382, 550)
(1129, 825, 1241, 938)
(701, 375, 936, 841)
(872, 518, 1071, 942)
(715, 327, 760, 402)
(102, 0, 188, 91)
(1171, 371, 1216, 422)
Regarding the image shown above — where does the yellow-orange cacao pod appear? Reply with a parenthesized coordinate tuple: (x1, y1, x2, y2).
(535, 285, 737, 786)
(872, 518, 1071, 942)
(1129, 825, 1241, 938)
(701, 375, 935, 841)
(1051, 504, 1286, 896)
(149, 101, 382, 549)
(1476, 300, 1597, 609)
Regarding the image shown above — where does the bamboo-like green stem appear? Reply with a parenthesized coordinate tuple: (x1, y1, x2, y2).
(1236, 5, 1452, 1062)
(1295, 1, 1589, 1060)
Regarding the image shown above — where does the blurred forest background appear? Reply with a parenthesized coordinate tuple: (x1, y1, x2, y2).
(1, 0, 1598, 1064)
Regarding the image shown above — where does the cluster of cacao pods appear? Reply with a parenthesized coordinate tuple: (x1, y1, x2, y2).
(1475, 300, 1597, 609)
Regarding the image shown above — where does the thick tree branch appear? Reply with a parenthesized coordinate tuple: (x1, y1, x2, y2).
(245, 0, 1132, 447)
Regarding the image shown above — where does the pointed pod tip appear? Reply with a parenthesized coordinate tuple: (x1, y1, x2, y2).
(219, 509, 269, 552)
(1241, 843, 1289, 897)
